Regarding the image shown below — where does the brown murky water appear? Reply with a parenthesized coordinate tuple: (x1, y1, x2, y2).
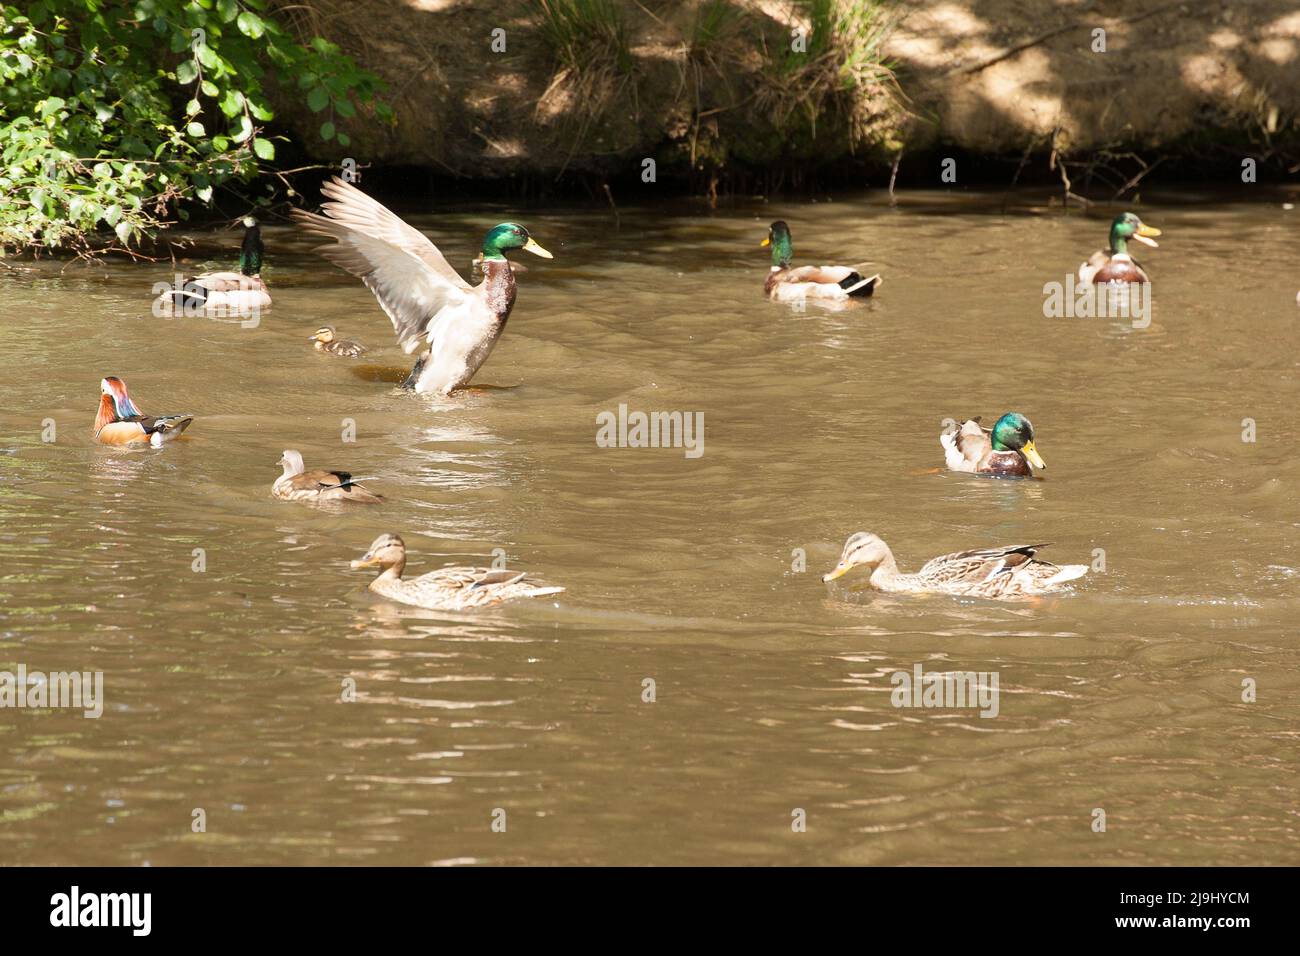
(2, 190, 1298, 865)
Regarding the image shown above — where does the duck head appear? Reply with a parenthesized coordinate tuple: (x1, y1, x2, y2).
(481, 223, 552, 262)
(761, 221, 793, 269)
(278, 449, 305, 477)
(239, 215, 264, 276)
(309, 326, 336, 345)
(990, 412, 1045, 469)
(823, 532, 892, 583)
(351, 533, 407, 573)
(100, 376, 142, 418)
(1109, 212, 1160, 255)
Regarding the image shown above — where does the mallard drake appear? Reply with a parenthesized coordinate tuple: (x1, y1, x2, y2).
(160, 216, 271, 311)
(93, 376, 193, 447)
(761, 220, 880, 301)
(940, 412, 1045, 477)
(1078, 212, 1161, 284)
(308, 326, 368, 357)
(291, 177, 553, 394)
(273, 450, 383, 503)
(822, 533, 1088, 599)
(350, 534, 564, 610)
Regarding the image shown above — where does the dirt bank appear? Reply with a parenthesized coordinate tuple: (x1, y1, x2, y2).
(268, 1, 1300, 185)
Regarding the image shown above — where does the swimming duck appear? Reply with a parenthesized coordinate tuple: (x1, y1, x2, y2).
(350, 534, 564, 610)
(762, 221, 880, 301)
(822, 533, 1088, 599)
(93, 376, 193, 447)
(1078, 212, 1161, 284)
(160, 216, 271, 311)
(308, 326, 368, 357)
(940, 412, 1045, 478)
(273, 450, 384, 503)
(292, 177, 553, 394)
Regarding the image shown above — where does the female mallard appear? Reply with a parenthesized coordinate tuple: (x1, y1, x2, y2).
(273, 450, 384, 504)
(308, 326, 368, 358)
(350, 534, 564, 610)
(1078, 212, 1161, 284)
(761, 220, 880, 301)
(291, 177, 553, 394)
(161, 216, 271, 311)
(940, 412, 1045, 477)
(93, 376, 193, 447)
(822, 533, 1088, 599)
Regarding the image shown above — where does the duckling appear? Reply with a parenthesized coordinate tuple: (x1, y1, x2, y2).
(762, 220, 880, 301)
(823, 533, 1088, 599)
(940, 412, 1045, 478)
(273, 450, 384, 504)
(1078, 212, 1161, 284)
(93, 376, 193, 447)
(350, 534, 564, 610)
(308, 326, 368, 357)
(160, 216, 271, 311)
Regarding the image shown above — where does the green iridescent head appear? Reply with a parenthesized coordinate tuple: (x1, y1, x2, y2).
(481, 223, 553, 262)
(762, 221, 793, 268)
(1108, 212, 1161, 256)
(991, 412, 1046, 468)
(239, 216, 263, 276)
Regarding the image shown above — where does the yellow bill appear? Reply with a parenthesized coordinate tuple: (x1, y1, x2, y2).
(822, 563, 851, 582)
(760, 237, 771, 247)
(1134, 223, 1161, 247)
(523, 237, 553, 259)
(1022, 440, 1046, 469)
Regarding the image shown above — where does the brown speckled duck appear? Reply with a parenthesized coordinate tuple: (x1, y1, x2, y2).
(272, 450, 383, 504)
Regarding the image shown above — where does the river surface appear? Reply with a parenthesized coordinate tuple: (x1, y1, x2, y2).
(1, 188, 1298, 865)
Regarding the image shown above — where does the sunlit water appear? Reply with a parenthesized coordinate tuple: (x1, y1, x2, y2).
(1, 190, 1298, 865)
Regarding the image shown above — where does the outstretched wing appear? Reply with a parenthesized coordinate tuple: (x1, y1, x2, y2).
(291, 177, 472, 353)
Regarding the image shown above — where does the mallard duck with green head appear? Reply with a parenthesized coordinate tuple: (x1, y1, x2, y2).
(350, 534, 564, 611)
(822, 533, 1088, 599)
(940, 412, 1045, 478)
(1078, 212, 1161, 284)
(160, 216, 271, 311)
(292, 177, 553, 394)
(761, 221, 880, 301)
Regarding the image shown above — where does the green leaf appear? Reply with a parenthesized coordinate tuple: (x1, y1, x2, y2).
(320, 121, 335, 141)
(217, 0, 239, 23)
(114, 221, 133, 246)
(186, 98, 202, 116)
(236, 11, 265, 39)
(177, 60, 197, 85)
(186, 121, 206, 137)
(307, 87, 329, 113)
(103, 203, 122, 226)
(253, 138, 275, 160)
(196, 185, 213, 202)
(336, 132, 350, 147)
(201, 79, 219, 97)
(232, 114, 253, 143)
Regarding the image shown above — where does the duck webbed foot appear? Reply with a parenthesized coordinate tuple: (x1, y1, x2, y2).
(399, 354, 427, 391)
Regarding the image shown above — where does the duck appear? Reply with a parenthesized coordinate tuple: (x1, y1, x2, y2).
(940, 412, 1045, 478)
(350, 534, 564, 610)
(273, 450, 384, 503)
(160, 216, 272, 311)
(822, 533, 1088, 599)
(308, 326, 368, 357)
(291, 177, 553, 394)
(1077, 212, 1161, 284)
(93, 376, 193, 447)
(761, 220, 880, 301)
